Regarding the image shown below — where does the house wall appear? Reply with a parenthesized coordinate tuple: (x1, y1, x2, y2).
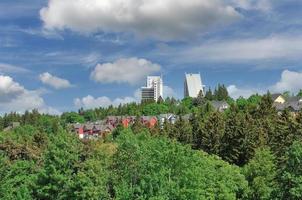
(274, 96, 286, 104)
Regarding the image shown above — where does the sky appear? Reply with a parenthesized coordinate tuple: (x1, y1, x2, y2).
(1, 0, 302, 115)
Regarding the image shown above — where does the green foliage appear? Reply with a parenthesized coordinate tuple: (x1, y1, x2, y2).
(1, 91, 302, 199)
(236, 97, 249, 110)
(83, 110, 97, 122)
(181, 97, 193, 110)
(0, 158, 37, 200)
(198, 111, 225, 155)
(243, 148, 278, 200)
(280, 141, 302, 200)
(283, 91, 291, 99)
(222, 110, 258, 166)
(205, 88, 214, 101)
(142, 103, 169, 116)
(192, 90, 204, 106)
(35, 132, 83, 199)
(71, 142, 114, 200)
(0, 116, 3, 131)
(214, 84, 229, 101)
(61, 112, 85, 124)
(112, 130, 249, 199)
(168, 117, 193, 144)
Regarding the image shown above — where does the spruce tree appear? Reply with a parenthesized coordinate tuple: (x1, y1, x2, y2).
(269, 109, 295, 164)
(205, 88, 214, 101)
(221, 107, 244, 165)
(280, 141, 302, 200)
(172, 117, 193, 145)
(193, 90, 204, 107)
(243, 148, 278, 200)
(198, 111, 225, 155)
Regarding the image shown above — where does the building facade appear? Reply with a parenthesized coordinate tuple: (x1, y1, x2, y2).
(141, 76, 163, 101)
(184, 73, 204, 98)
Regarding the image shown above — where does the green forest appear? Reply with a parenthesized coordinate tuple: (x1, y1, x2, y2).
(1, 90, 302, 199)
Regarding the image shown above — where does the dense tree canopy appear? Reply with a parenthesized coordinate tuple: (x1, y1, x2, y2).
(1, 91, 302, 199)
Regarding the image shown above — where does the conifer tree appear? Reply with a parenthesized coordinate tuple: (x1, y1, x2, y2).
(294, 109, 302, 140)
(223, 105, 259, 165)
(0, 117, 3, 131)
(193, 90, 204, 106)
(243, 148, 278, 200)
(205, 88, 214, 101)
(280, 141, 302, 200)
(198, 111, 225, 155)
(172, 117, 193, 145)
(269, 109, 295, 163)
(221, 107, 244, 164)
(257, 92, 276, 117)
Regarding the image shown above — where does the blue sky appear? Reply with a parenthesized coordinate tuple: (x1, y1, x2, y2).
(1, 0, 302, 114)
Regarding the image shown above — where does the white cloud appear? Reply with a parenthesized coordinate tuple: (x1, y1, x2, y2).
(90, 57, 161, 85)
(228, 70, 302, 99)
(0, 75, 25, 102)
(181, 36, 302, 63)
(163, 85, 177, 99)
(74, 95, 137, 109)
(0, 75, 60, 115)
(270, 70, 302, 93)
(0, 63, 30, 74)
(40, 0, 240, 41)
(39, 72, 73, 89)
(227, 85, 263, 99)
(75, 85, 177, 109)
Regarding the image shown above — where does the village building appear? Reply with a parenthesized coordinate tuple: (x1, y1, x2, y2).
(211, 100, 230, 112)
(271, 93, 286, 104)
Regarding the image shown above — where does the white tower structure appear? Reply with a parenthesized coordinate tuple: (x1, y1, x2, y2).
(184, 73, 204, 98)
(141, 76, 163, 101)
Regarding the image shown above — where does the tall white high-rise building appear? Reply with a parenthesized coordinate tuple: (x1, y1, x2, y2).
(141, 76, 163, 101)
(184, 73, 204, 98)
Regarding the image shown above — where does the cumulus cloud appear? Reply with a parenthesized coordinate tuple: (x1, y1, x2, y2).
(0, 75, 60, 114)
(228, 70, 302, 99)
(75, 84, 177, 109)
(39, 72, 73, 89)
(90, 57, 161, 85)
(227, 85, 263, 99)
(270, 70, 302, 93)
(0, 75, 25, 102)
(74, 95, 137, 109)
(181, 36, 302, 63)
(40, 0, 240, 41)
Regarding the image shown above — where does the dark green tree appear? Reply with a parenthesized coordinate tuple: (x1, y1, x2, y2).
(297, 89, 302, 98)
(222, 108, 258, 165)
(35, 133, 82, 199)
(198, 111, 225, 155)
(243, 148, 278, 200)
(205, 88, 214, 101)
(192, 90, 204, 107)
(169, 117, 193, 144)
(280, 141, 302, 200)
